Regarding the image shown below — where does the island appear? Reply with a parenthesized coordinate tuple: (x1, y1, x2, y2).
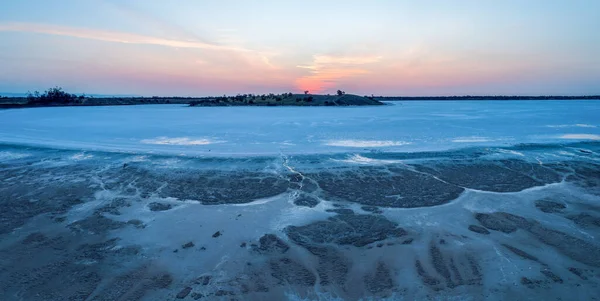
(188, 92, 384, 106)
(0, 87, 384, 109)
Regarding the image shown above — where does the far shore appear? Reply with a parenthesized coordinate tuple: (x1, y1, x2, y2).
(0, 93, 384, 108)
(1, 94, 599, 109)
(0, 97, 192, 109)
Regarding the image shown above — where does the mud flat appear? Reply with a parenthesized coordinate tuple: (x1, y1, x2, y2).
(1, 141, 599, 300)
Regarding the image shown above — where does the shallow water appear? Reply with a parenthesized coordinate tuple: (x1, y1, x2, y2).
(0, 100, 598, 156)
(0, 101, 599, 300)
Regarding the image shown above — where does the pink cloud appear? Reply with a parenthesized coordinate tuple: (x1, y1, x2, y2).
(0, 22, 251, 52)
(295, 54, 382, 93)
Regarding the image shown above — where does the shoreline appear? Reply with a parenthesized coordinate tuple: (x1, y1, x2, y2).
(2, 95, 598, 109)
(0, 94, 384, 109)
(0, 139, 596, 162)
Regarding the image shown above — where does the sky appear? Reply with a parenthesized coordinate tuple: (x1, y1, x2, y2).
(1, 0, 599, 96)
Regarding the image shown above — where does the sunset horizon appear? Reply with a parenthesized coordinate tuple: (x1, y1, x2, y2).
(2, 0, 599, 97)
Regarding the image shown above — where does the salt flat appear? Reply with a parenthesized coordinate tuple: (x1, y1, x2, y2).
(0, 100, 599, 300)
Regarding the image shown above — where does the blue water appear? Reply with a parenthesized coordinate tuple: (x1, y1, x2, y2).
(0, 101, 598, 156)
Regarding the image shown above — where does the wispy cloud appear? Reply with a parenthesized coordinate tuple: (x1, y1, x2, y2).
(0, 22, 250, 52)
(297, 55, 382, 70)
(313, 55, 382, 65)
(295, 54, 382, 93)
(94, 0, 212, 43)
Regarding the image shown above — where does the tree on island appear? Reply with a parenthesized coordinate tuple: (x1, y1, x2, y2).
(304, 90, 309, 95)
(337, 90, 345, 96)
(27, 86, 84, 105)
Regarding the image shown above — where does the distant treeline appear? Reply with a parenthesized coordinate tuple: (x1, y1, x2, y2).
(189, 93, 314, 106)
(375, 95, 600, 101)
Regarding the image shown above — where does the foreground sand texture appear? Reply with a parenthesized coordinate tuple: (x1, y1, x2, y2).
(0, 142, 599, 300)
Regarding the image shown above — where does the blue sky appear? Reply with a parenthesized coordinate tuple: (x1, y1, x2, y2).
(1, 0, 599, 96)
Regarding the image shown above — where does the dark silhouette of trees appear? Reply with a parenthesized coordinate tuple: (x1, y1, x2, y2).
(27, 87, 83, 105)
(337, 90, 345, 96)
(304, 90, 309, 95)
